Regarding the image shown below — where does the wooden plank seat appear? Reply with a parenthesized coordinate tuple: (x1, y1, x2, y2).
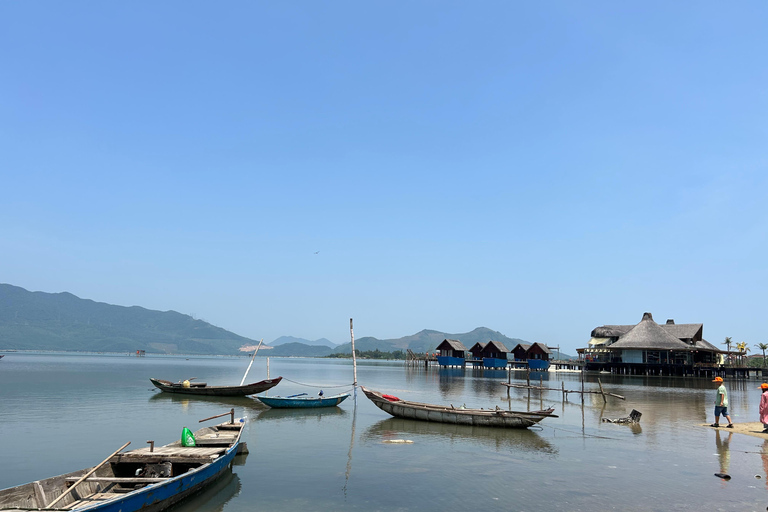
(216, 424, 242, 431)
(64, 477, 169, 484)
(110, 446, 227, 464)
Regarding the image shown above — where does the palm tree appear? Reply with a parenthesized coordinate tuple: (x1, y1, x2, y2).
(736, 341, 749, 366)
(756, 343, 768, 368)
(722, 337, 733, 365)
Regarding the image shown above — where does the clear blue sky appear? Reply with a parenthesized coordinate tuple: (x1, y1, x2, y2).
(2, 2, 766, 354)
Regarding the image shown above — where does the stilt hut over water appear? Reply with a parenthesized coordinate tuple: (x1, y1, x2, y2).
(436, 339, 468, 367)
(510, 343, 530, 368)
(480, 340, 509, 368)
(526, 342, 551, 370)
(469, 342, 487, 362)
(579, 312, 722, 375)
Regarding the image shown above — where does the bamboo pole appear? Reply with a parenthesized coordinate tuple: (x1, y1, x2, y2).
(350, 319, 357, 386)
(240, 339, 263, 386)
(500, 382, 624, 400)
(597, 378, 607, 403)
(46, 442, 131, 509)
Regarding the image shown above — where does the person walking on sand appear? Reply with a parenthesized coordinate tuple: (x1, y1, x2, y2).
(711, 377, 733, 428)
(759, 383, 768, 433)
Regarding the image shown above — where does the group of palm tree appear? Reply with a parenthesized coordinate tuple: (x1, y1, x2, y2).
(722, 336, 768, 367)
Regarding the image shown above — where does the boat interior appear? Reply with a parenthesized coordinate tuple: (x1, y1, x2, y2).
(0, 423, 241, 511)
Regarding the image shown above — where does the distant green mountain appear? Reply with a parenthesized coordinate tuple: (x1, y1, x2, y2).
(269, 336, 336, 348)
(0, 283, 575, 359)
(0, 284, 255, 354)
(331, 327, 532, 354)
(263, 342, 334, 357)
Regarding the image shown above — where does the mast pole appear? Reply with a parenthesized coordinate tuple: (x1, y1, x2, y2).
(240, 338, 263, 386)
(350, 318, 357, 386)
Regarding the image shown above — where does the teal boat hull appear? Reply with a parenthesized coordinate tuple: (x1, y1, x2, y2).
(255, 393, 350, 408)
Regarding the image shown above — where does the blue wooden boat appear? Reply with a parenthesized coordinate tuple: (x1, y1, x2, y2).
(255, 392, 350, 408)
(0, 414, 245, 511)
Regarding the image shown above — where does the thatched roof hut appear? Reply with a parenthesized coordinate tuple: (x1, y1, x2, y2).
(609, 313, 693, 351)
(480, 340, 509, 359)
(435, 339, 467, 359)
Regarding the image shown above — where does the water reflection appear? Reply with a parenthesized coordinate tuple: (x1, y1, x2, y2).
(256, 406, 348, 424)
(362, 417, 557, 455)
(714, 429, 733, 475)
(148, 391, 267, 415)
(169, 467, 241, 512)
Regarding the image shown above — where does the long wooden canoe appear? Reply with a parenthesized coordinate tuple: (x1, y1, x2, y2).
(0, 418, 245, 511)
(361, 386, 557, 429)
(150, 377, 281, 396)
(255, 392, 349, 408)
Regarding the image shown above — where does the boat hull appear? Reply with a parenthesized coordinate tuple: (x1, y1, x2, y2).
(361, 387, 555, 429)
(255, 393, 349, 408)
(0, 421, 243, 512)
(150, 377, 281, 396)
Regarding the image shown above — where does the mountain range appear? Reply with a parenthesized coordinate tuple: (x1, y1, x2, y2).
(0, 284, 572, 358)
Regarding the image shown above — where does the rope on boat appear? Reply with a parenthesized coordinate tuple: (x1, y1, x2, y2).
(280, 378, 356, 389)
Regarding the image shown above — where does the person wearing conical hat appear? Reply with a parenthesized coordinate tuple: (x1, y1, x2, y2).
(759, 383, 768, 433)
(711, 377, 733, 428)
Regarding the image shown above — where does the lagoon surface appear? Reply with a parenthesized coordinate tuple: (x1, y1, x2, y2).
(2, 353, 768, 512)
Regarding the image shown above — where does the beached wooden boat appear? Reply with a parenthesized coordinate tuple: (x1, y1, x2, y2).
(150, 377, 281, 397)
(255, 392, 350, 408)
(361, 387, 557, 429)
(0, 412, 245, 512)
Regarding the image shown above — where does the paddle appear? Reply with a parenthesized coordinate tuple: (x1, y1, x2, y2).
(46, 442, 131, 509)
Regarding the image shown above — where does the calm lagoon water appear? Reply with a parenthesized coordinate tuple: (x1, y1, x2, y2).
(2, 353, 768, 512)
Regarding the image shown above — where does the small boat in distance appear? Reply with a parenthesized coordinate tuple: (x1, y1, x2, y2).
(0, 412, 244, 511)
(361, 387, 557, 429)
(150, 377, 282, 397)
(255, 392, 350, 409)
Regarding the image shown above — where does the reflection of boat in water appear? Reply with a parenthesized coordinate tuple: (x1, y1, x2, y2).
(149, 390, 267, 413)
(256, 406, 347, 423)
(362, 387, 557, 429)
(160, 466, 242, 512)
(362, 417, 557, 454)
(150, 377, 282, 396)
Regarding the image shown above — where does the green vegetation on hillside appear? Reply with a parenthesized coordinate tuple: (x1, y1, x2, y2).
(327, 349, 407, 360)
(0, 284, 253, 355)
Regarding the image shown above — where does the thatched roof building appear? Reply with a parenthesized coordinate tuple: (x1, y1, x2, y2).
(435, 339, 467, 359)
(582, 312, 720, 367)
(609, 313, 691, 350)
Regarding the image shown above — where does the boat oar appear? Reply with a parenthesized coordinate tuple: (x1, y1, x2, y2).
(45, 442, 131, 509)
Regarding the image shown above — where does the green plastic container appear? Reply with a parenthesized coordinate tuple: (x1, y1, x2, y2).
(181, 427, 196, 447)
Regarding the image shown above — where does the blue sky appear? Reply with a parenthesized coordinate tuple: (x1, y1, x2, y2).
(2, 2, 766, 354)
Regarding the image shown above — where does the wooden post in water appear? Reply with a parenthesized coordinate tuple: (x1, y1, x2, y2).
(597, 378, 607, 403)
(562, 381, 566, 402)
(350, 318, 358, 387)
(507, 366, 511, 397)
(526, 370, 531, 399)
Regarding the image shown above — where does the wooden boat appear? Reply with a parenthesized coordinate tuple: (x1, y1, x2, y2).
(149, 376, 281, 396)
(0, 412, 245, 511)
(361, 387, 557, 429)
(255, 392, 350, 408)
